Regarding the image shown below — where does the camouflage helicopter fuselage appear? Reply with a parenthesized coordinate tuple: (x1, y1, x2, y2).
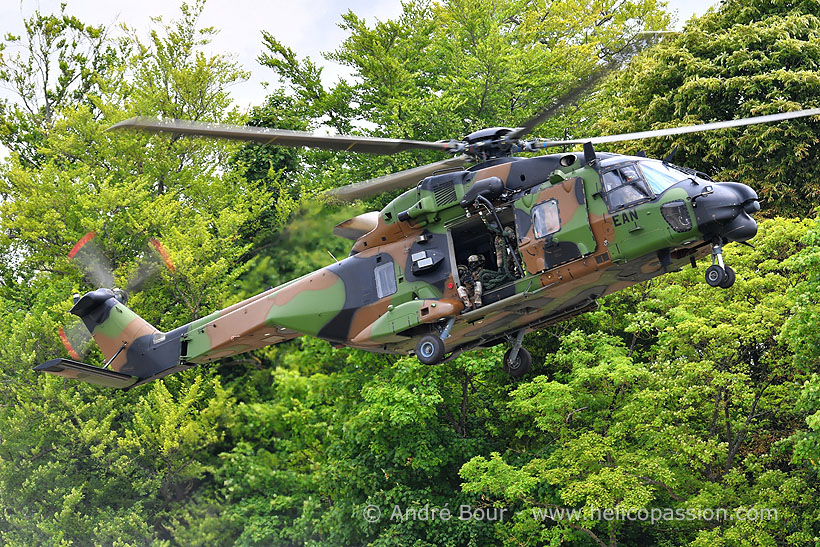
(36, 151, 760, 388)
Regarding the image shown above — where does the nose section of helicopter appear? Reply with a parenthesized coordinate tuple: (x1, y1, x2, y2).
(692, 182, 760, 242)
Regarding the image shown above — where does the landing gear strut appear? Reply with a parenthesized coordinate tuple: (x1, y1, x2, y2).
(503, 330, 532, 378)
(705, 242, 736, 289)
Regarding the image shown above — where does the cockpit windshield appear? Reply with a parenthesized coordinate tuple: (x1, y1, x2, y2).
(638, 160, 691, 194)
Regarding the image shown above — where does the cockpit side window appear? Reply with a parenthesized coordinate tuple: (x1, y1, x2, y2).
(601, 164, 652, 210)
(532, 199, 560, 239)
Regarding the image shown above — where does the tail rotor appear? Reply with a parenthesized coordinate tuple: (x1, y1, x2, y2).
(67, 231, 114, 289)
(57, 321, 92, 361)
(57, 231, 175, 360)
(122, 238, 176, 295)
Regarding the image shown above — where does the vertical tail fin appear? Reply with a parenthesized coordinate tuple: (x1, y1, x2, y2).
(72, 288, 159, 370)
(35, 289, 189, 389)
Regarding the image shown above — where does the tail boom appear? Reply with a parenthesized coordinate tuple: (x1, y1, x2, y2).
(180, 286, 301, 364)
(36, 285, 304, 389)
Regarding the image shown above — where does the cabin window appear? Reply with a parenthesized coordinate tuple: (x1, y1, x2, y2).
(374, 261, 397, 298)
(601, 164, 652, 210)
(532, 199, 560, 238)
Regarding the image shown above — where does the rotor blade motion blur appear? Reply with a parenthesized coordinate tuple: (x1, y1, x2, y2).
(527, 108, 820, 149)
(68, 231, 114, 288)
(328, 155, 471, 201)
(508, 31, 669, 140)
(59, 322, 92, 361)
(110, 117, 456, 155)
(124, 238, 176, 293)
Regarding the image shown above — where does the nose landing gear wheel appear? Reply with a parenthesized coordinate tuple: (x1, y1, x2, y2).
(503, 347, 532, 378)
(706, 241, 735, 289)
(416, 334, 446, 365)
(705, 265, 736, 288)
(718, 266, 736, 288)
(705, 265, 725, 287)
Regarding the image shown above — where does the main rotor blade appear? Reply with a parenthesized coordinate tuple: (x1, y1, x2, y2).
(110, 117, 455, 155)
(328, 155, 471, 201)
(529, 108, 820, 148)
(508, 31, 669, 141)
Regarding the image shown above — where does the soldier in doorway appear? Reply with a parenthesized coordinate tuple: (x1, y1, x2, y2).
(457, 264, 473, 310)
(478, 223, 518, 291)
(493, 225, 518, 275)
(457, 254, 487, 310)
(468, 254, 486, 308)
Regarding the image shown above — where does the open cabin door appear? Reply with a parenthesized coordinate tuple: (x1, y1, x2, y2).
(513, 177, 596, 274)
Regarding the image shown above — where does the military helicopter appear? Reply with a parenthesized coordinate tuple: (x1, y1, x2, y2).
(33, 71, 820, 388)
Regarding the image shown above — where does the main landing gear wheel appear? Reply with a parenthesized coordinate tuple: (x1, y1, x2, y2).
(504, 329, 531, 378)
(416, 334, 446, 365)
(503, 347, 532, 378)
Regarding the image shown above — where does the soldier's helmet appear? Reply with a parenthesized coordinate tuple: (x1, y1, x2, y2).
(468, 254, 485, 268)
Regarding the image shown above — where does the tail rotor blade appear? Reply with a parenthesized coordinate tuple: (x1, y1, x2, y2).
(58, 320, 93, 360)
(124, 238, 176, 294)
(68, 232, 115, 288)
(149, 238, 176, 273)
(124, 259, 160, 294)
(58, 327, 81, 360)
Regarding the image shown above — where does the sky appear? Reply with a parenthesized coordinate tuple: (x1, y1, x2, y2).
(0, 0, 408, 111)
(0, 0, 718, 157)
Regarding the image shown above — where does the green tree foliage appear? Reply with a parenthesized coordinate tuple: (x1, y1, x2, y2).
(231, 90, 307, 184)
(2, 0, 820, 545)
(0, 4, 123, 166)
(596, 0, 820, 216)
(784, 216, 820, 369)
(325, 0, 668, 139)
(215, 340, 513, 546)
(0, 0, 265, 326)
(783, 217, 820, 487)
(228, 91, 315, 258)
(126, 0, 248, 122)
(459, 219, 819, 546)
(259, 0, 670, 197)
(0, 3, 266, 544)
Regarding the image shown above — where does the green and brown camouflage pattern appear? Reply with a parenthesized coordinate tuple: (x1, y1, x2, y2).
(36, 151, 757, 388)
(513, 176, 596, 273)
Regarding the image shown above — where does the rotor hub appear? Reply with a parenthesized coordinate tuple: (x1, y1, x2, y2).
(461, 127, 519, 160)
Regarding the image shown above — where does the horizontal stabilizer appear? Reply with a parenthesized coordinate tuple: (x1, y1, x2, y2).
(34, 358, 138, 389)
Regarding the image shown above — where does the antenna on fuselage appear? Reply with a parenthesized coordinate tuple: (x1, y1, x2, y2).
(583, 142, 597, 166)
(663, 145, 679, 164)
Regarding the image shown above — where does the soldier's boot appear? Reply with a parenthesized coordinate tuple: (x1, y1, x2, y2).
(473, 282, 483, 308)
(458, 286, 472, 310)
